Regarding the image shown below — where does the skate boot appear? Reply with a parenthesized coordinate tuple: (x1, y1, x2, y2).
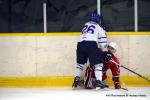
(72, 76, 80, 89)
(114, 82, 121, 89)
(95, 80, 108, 90)
(103, 80, 109, 88)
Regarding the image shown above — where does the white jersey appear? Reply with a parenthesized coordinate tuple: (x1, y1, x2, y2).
(78, 21, 107, 51)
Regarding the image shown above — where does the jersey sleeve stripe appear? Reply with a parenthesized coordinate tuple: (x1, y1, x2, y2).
(98, 41, 107, 43)
(98, 37, 107, 39)
(98, 38, 107, 41)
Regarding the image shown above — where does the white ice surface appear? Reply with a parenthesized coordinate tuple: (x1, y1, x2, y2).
(0, 87, 150, 100)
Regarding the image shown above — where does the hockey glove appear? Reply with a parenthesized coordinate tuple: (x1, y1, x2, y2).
(103, 51, 113, 64)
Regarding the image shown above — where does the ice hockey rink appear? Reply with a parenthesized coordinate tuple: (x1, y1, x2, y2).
(0, 1, 150, 100)
(0, 87, 150, 100)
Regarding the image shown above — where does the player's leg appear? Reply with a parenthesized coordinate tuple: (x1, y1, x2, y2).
(102, 67, 109, 88)
(111, 64, 121, 89)
(88, 42, 107, 89)
(72, 42, 88, 89)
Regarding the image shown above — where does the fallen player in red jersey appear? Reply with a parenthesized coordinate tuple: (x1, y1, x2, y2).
(79, 42, 121, 89)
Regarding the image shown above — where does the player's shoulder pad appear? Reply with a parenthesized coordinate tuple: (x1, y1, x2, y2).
(86, 21, 99, 26)
(98, 24, 106, 31)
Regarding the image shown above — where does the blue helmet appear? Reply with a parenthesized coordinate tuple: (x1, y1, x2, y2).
(89, 11, 102, 22)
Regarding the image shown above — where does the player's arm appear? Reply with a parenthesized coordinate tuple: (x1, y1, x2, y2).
(98, 28, 107, 52)
(112, 56, 121, 67)
(98, 28, 113, 64)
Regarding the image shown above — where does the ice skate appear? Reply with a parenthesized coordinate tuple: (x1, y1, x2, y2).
(72, 76, 80, 90)
(95, 80, 108, 90)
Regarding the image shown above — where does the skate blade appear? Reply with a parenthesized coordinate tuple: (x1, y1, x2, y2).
(72, 86, 77, 90)
(95, 87, 101, 90)
(95, 87, 110, 91)
(103, 87, 110, 91)
(121, 87, 128, 91)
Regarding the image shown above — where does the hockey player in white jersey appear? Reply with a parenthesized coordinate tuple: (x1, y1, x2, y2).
(72, 11, 112, 90)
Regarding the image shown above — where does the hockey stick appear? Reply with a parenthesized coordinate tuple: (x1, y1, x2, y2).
(120, 81, 128, 91)
(110, 60, 150, 82)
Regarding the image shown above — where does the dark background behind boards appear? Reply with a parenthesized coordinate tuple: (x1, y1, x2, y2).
(0, 0, 149, 32)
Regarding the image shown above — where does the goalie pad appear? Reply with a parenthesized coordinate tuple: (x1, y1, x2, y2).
(84, 66, 96, 89)
(78, 66, 96, 89)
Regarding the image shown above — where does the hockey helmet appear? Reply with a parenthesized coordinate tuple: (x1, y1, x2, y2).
(108, 42, 118, 53)
(89, 11, 102, 22)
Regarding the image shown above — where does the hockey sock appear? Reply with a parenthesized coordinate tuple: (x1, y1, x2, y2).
(112, 77, 121, 89)
(94, 63, 103, 81)
(75, 63, 85, 77)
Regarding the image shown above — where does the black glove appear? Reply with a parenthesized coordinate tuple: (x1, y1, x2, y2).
(103, 51, 113, 64)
